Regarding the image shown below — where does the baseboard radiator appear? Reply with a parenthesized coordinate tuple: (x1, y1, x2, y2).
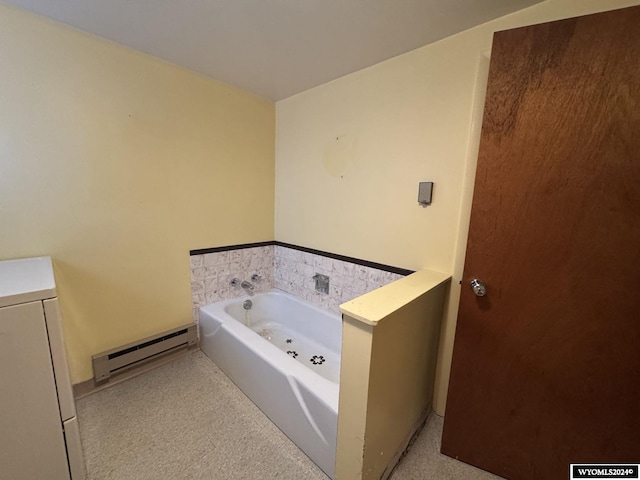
(92, 324, 198, 383)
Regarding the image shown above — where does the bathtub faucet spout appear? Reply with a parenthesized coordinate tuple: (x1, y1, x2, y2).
(241, 280, 254, 295)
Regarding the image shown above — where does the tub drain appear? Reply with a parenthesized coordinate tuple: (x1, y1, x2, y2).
(243, 300, 252, 310)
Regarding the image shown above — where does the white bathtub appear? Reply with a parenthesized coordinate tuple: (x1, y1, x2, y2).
(198, 290, 341, 478)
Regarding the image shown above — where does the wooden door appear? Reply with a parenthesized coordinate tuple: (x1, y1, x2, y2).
(441, 7, 640, 480)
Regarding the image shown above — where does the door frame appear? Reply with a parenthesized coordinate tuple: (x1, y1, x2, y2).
(434, 50, 491, 414)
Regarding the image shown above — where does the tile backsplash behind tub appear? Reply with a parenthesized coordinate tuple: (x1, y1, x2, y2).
(190, 243, 410, 321)
(190, 245, 274, 321)
(273, 245, 406, 315)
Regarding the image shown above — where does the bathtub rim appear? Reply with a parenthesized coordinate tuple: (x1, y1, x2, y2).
(198, 288, 341, 412)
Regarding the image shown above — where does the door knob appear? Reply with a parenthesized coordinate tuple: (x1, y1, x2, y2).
(470, 279, 487, 297)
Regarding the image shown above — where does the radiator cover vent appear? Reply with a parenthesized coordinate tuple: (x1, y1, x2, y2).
(92, 324, 197, 383)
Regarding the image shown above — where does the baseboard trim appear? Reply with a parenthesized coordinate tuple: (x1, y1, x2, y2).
(381, 407, 432, 480)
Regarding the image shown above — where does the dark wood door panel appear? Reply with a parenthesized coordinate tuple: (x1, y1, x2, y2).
(442, 6, 640, 479)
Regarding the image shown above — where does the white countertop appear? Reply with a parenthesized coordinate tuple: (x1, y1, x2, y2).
(0, 256, 57, 308)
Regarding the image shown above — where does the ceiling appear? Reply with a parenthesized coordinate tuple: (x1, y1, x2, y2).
(2, 0, 542, 100)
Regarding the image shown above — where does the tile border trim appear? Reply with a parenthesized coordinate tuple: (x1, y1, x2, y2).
(190, 241, 414, 276)
(190, 241, 273, 256)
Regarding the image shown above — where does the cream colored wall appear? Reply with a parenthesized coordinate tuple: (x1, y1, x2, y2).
(363, 285, 447, 479)
(0, 4, 275, 383)
(337, 269, 450, 479)
(335, 317, 373, 479)
(275, 0, 640, 415)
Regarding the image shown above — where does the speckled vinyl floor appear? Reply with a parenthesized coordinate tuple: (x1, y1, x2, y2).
(77, 350, 503, 480)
